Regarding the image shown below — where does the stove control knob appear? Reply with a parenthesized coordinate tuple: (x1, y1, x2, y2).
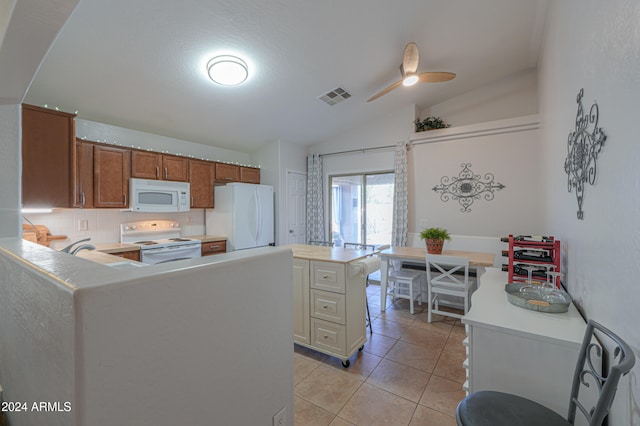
(131, 225, 137, 230)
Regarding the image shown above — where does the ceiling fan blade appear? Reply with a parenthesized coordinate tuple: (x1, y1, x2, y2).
(367, 80, 403, 102)
(418, 72, 456, 83)
(402, 42, 419, 74)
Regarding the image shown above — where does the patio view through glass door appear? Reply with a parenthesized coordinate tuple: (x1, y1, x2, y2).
(329, 172, 394, 246)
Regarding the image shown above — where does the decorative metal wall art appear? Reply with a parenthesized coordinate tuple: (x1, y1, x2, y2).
(432, 163, 505, 213)
(564, 89, 607, 220)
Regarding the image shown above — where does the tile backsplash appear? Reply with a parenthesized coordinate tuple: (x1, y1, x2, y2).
(22, 209, 207, 249)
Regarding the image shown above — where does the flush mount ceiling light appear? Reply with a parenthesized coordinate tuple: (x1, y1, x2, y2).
(206, 55, 248, 86)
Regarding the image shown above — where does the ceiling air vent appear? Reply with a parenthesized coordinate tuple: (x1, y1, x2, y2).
(317, 87, 351, 106)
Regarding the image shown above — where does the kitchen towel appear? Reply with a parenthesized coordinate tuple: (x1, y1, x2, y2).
(350, 256, 381, 278)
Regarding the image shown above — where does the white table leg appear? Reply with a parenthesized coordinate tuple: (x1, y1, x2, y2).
(380, 256, 388, 312)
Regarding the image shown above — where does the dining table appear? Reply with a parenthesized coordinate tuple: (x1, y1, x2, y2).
(378, 246, 496, 312)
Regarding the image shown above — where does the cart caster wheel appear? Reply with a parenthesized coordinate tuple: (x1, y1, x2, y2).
(358, 345, 364, 351)
(341, 360, 351, 368)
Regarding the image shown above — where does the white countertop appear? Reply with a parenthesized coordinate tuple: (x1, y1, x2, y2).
(464, 268, 586, 346)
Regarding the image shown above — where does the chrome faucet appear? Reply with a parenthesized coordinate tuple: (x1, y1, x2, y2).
(70, 244, 96, 255)
(61, 237, 92, 254)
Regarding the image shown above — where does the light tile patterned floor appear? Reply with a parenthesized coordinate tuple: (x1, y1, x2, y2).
(294, 283, 466, 426)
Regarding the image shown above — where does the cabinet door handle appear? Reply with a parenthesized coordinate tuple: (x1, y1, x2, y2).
(191, 196, 194, 207)
(123, 193, 127, 206)
(156, 166, 159, 179)
(323, 275, 328, 279)
(225, 177, 233, 181)
(322, 305, 328, 309)
(164, 168, 168, 179)
(209, 245, 220, 250)
(81, 192, 85, 207)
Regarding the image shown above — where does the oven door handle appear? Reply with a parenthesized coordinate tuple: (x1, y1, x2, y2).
(143, 244, 201, 255)
(155, 257, 193, 264)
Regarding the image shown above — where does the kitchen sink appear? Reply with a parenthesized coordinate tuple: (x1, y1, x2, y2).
(105, 260, 147, 270)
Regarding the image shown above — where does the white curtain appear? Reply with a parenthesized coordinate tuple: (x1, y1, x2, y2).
(306, 153, 325, 243)
(391, 142, 409, 246)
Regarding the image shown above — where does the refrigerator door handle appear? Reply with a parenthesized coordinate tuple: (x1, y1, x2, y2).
(254, 189, 261, 242)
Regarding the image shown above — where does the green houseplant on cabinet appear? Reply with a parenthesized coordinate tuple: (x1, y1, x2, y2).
(414, 116, 450, 132)
(420, 227, 451, 254)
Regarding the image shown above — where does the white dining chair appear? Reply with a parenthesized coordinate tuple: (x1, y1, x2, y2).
(388, 261, 423, 314)
(425, 254, 470, 322)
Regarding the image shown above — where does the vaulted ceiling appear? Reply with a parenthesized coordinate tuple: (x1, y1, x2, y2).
(24, 0, 548, 152)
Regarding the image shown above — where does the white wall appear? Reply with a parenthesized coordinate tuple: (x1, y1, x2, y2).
(0, 240, 295, 426)
(76, 119, 251, 165)
(0, 104, 21, 237)
(421, 68, 538, 128)
(538, 1, 640, 423)
(312, 80, 543, 251)
(409, 117, 542, 238)
(22, 209, 206, 248)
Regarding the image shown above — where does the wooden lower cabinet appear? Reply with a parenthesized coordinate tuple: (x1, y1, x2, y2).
(93, 145, 131, 208)
(112, 250, 141, 262)
(189, 159, 215, 208)
(201, 240, 226, 256)
(292, 258, 366, 366)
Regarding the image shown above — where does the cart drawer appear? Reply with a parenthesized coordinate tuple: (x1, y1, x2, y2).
(311, 289, 346, 324)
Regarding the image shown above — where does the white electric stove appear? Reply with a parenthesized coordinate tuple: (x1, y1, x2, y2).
(120, 220, 202, 264)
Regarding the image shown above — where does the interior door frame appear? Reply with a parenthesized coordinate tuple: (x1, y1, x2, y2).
(286, 169, 307, 245)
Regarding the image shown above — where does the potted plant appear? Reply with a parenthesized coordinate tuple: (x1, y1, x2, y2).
(420, 227, 451, 254)
(414, 116, 450, 133)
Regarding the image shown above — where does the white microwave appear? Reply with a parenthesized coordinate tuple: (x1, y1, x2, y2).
(129, 178, 190, 212)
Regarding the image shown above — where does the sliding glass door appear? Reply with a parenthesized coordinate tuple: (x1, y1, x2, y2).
(329, 172, 394, 246)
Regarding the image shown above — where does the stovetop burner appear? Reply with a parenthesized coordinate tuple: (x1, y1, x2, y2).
(134, 240, 158, 246)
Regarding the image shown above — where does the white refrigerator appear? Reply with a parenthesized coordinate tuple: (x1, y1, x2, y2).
(205, 183, 274, 251)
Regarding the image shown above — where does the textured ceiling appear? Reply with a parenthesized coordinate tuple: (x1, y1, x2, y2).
(25, 0, 547, 153)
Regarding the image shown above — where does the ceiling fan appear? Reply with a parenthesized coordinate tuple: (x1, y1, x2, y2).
(366, 42, 456, 102)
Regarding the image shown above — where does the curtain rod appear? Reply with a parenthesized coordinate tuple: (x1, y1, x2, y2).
(318, 143, 402, 158)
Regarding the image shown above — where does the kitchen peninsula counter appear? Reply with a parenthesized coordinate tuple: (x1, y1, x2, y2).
(0, 238, 294, 425)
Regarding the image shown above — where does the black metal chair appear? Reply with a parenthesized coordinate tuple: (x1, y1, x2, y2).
(456, 319, 636, 426)
(343, 243, 377, 334)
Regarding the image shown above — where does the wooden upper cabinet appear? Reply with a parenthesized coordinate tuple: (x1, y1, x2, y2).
(74, 140, 94, 208)
(93, 145, 131, 208)
(240, 166, 260, 184)
(189, 159, 214, 208)
(162, 154, 189, 182)
(131, 150, 189, 182)
(215, 162, 240, 182)
(22, 104, 76, 207)
(131, 150, 162, 179)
